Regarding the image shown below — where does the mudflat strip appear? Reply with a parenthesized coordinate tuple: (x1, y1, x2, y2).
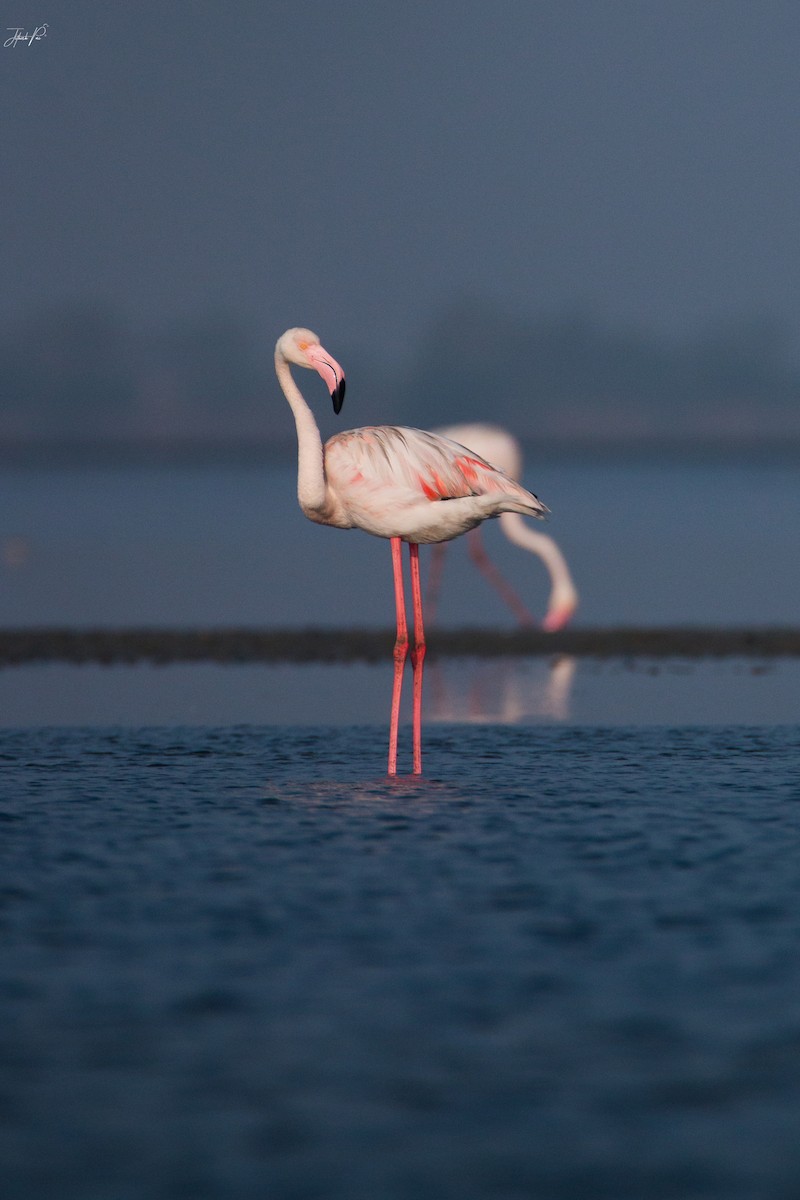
(0, 627, 798, 665)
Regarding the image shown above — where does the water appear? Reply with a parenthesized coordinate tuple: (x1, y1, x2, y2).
(2, 723, 800, 1199)
(2, 458, 799, 627)
(2, 457, 798, 728)
(1, 656, 799, 727)
(2, 460, 800, 1196)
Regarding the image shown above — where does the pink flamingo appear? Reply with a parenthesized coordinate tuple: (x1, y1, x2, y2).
(430, 423, 578, 630)
(275, 328, 549, 776)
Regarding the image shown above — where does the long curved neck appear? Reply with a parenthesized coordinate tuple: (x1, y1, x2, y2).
(498, 512, 578, 605)
(275, 352, 328, 515)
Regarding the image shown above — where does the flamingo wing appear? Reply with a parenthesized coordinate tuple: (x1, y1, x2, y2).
(326, 426, 520, 501)
(323, 426, 547, 542)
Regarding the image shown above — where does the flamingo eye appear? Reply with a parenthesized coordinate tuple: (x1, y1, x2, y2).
(297, 340, 310, 351)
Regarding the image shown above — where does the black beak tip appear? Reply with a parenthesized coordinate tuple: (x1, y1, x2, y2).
(331, 377, 345, 415)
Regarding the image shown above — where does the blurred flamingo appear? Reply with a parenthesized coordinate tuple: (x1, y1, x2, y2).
(275, 329, 549, 776)
(430, 423, 578, 630)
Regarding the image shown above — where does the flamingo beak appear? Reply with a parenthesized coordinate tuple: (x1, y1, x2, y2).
(306, 344, 346, 414)
(331, 374, 346, 414)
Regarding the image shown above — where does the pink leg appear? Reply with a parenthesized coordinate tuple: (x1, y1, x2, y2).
(467, 528, 536, 627)
(425, 541, 446, 622)
(388, 537, 408, 776)
(409, 542, 426, 775)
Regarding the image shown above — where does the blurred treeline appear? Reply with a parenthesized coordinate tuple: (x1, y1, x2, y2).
(2, 299, 799, 458)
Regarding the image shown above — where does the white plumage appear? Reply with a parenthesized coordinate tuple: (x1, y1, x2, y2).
(274, 327, 550, 775)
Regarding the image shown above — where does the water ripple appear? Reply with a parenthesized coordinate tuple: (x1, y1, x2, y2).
(1, 724, 800, 1199)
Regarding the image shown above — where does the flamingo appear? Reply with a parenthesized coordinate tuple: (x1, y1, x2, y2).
(430, 423, 578, 630)
(275, 328, 549, 776)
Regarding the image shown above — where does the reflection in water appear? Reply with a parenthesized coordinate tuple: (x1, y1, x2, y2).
(259, 775, 467, 808)
(428, 656, 576, 724)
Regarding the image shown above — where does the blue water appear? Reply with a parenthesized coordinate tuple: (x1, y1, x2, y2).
(1, 656, 799, 728)
(3, 723, 800, 1199)
(2, 458, 799, 627)
(2, 460, 800, 1195)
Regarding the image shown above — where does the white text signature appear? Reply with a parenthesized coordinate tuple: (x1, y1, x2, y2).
(4, 24, 48, 48)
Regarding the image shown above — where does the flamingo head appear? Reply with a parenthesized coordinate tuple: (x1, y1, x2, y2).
(541, 592, 578, 632)
(276, 327, 346, 413)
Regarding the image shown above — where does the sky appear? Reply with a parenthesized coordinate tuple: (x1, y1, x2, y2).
(3, 0, 800, 374)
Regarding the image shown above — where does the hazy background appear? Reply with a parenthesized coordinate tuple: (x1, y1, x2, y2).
(3, 0, 800, 456)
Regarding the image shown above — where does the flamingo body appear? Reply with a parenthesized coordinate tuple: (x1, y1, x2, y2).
(274, 328, 549, 775)
(321, 425, 546, 543)
(432, 422, 578, 630)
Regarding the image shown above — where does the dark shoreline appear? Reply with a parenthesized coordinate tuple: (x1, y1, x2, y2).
(1, 627, 799, 665)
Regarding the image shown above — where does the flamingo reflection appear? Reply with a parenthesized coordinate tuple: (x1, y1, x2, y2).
(428, 656, 576, 724)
